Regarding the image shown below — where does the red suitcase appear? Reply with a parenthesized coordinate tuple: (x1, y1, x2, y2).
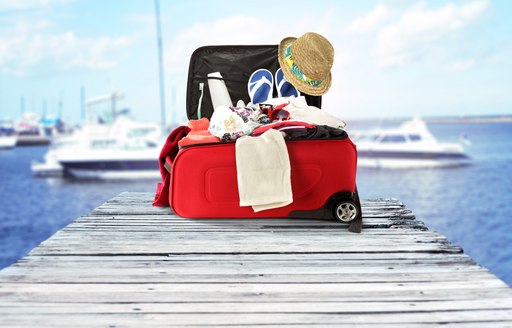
(161, 45, 362, 232)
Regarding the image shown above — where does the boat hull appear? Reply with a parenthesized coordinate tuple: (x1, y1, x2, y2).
(0, 136, 17, 149)
(16, 134, 51, 146)
(358, 150, 471, 168)
(61, 159, 159, 179)
(31, 161, 63, 177)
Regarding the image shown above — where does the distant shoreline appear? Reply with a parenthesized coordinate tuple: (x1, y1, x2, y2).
(348, 115, 512, 124)
(425, 116, 512, 123)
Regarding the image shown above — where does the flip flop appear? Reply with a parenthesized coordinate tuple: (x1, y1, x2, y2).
(275, 68, 300, 98)
(248, 69, 273, 104)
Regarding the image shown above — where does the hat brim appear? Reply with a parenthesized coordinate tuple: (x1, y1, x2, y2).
(278, 37, 332, 97)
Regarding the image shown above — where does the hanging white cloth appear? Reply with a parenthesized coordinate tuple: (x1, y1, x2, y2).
(235, 129, 292, 212)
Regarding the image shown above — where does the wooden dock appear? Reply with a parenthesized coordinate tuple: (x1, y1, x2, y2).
(1, 192, 511, 327)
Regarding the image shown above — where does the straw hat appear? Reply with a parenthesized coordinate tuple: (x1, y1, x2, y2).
(278, 32, 334, 96)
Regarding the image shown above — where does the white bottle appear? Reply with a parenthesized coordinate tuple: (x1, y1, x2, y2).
(207, 72, 232, 110)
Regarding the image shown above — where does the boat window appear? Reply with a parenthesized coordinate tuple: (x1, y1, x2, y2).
(91, 139, 117, 148)
(408, 134, 422, 141)
(146, 141, 158, 148)
(128, 128, 156, 138)
(357, 134, 379, 142)
(381, 135, 406, 143)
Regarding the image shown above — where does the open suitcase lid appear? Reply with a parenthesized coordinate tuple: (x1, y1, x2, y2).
(186, 45, 322, 120)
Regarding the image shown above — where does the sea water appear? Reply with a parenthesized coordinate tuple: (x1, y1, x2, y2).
(354, 121, 512, 286)
(0, 121, 511, 286)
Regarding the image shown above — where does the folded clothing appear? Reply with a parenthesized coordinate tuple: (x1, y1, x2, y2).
(178, 117, 220, 147)
(235, 129, 292, 212)
(209, 105, 261, 141)
(285, 96, 346, 129)
(284, 125, 348, 140)
(251, 120, 316, 136)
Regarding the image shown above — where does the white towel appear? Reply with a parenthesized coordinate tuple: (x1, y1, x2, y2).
(235, 129, 292, 212)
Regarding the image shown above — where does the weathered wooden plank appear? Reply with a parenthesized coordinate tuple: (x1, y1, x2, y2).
(27, 214, 456, 256)
(7, 252, 476, 265)
(106, 192, 406, 207)
(29, 245, 463, 256)
(29, 237, 463, 255)
(3, 258, 481, 273)
(0, 272, 496, 285)
(2, 289, 512, 304)
(1, 265, 486, 279)
(11, 251, 475, 261)
(2, 284, 510, 307)
(65, 218, 423, 227)
(1, 252, 486, 284)
(35, 232, 452, 245)
(62, 221, 426, 231)
(1, 310, 512, 326)
(2, 299, 512, 314)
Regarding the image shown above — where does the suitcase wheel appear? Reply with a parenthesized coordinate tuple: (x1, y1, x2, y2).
(333, 200, 358, 223)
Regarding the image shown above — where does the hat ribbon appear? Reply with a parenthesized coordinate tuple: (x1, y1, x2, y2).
(285, 45, 324, 87)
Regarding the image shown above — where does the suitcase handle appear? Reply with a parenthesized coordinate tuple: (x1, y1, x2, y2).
(164, 156, 173, 173)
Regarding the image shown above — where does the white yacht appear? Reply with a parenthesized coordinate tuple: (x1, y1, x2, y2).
(32, 115, 163, 179)
(0, 135, 17, 149)
(16, 113, 51, 146)
(0, 119, 17, 149)
(351, 118, 471, 169)
(32, 91, 165, 179)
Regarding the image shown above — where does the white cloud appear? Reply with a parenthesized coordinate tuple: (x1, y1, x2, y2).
(0, 0, 71, 11)
(374, 0, 489, 67)
(482, 49, 512, 66)
(0, 19, 131, 76)
(165, 15, 287, 77)
(0, 0, 131, 76)
(348, 3, 391, 34)
(164, 13, 352, 76)
(162, 2, 491, 120)
(449, 58, 476, 71)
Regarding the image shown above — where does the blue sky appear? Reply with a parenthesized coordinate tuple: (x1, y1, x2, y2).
(0, 0, 511, 125)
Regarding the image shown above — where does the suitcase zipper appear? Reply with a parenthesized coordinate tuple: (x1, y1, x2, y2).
(179, 141, 235, 150)
(178, 137, 350, 150)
